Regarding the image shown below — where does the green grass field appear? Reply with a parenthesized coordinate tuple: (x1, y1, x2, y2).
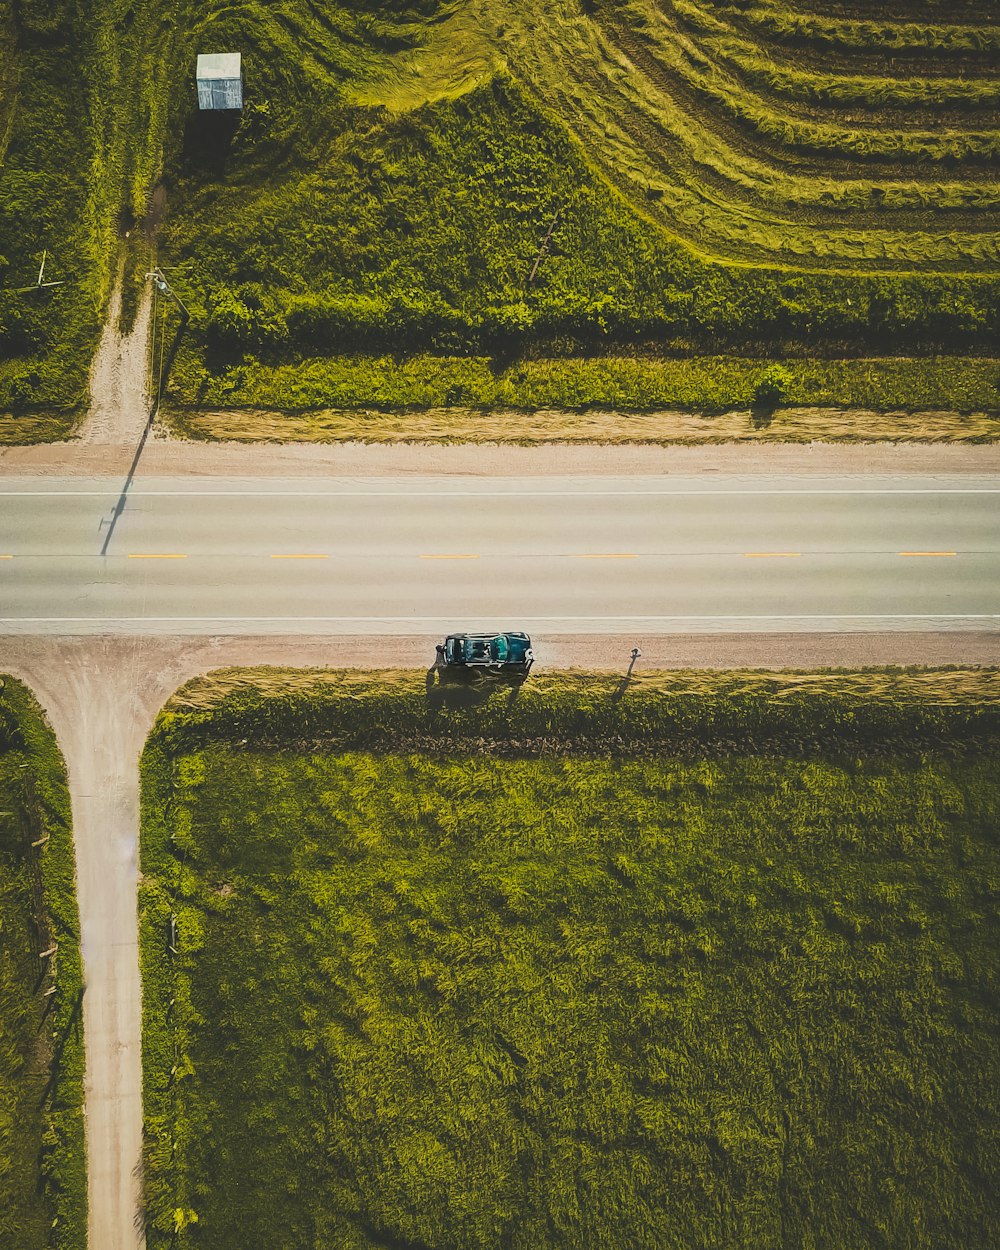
(3, 0, 1000, 428)
(0, 677, 85, 1250)
(141, 669, 1000, 1249)
(149, 0, 999, 418)
(0, 0, 182, 416)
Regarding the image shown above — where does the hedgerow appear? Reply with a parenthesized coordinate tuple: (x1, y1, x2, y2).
(140, 667, 1000, 1249)
(165, 351, 1000, 415)
(0, 676, 85, 1250)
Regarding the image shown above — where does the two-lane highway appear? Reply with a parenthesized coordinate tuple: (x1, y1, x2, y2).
(1, 473, 998, 633)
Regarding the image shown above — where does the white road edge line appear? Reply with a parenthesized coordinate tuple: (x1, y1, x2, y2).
(2, 614, 999, 624)
(2, 488, 1000, 497)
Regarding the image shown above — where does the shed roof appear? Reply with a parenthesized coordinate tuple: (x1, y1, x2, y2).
(196, 52, 242, 81)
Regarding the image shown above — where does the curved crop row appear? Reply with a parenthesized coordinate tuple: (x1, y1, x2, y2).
(671, 0, 1000, 113)
(789, 0, 995, 19)
(619, 6, 1000, 170)
(474, 0, 1000, 270)
(715, 2, 1000, 56)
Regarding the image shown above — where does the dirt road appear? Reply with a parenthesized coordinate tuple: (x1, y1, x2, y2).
(75, 270, 152, 447)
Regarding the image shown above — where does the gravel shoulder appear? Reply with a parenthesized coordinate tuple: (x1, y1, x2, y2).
(165, 404, 1000, 446)
(4, 438, 1000, 478)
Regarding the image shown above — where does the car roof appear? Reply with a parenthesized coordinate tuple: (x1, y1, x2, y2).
(446, 632, 527, 640)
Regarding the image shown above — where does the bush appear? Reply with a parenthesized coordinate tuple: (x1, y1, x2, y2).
(754, 363, 793, 408)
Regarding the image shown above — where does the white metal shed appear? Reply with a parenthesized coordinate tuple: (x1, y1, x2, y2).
(196, 53, 243, 110)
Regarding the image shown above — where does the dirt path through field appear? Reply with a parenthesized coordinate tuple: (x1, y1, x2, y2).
(75, 265, 152, 447)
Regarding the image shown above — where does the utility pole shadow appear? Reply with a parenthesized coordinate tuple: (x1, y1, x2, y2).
(99, 303, 187, 556)
(611, 648, 642, 704)
(99, 418, 153, 555)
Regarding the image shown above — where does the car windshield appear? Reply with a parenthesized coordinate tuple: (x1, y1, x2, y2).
(490, 636, 509, 661)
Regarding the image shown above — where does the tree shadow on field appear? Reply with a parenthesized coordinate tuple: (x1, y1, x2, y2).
(36, 986, 84, 1107)
(611, 674, 633, 704)
(750, 399, 777, 430)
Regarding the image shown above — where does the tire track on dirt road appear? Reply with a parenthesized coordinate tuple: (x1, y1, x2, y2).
(76, 266, 152, 448)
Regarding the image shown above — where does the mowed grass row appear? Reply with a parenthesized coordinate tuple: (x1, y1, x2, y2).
(489, 1, 999, 269)
(0, 678, 85, 1250)
(610, 2, 1000, 168)
(717, 2, 1000, 56)
(670, 0, 1000, 114)
(140, 668, 1000, 1249)
(583, 0, 1000, 256)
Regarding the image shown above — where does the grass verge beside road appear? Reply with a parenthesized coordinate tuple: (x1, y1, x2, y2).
(0, 413, 77, 446)
(141, 667, 1000, 1249)
(167, 405, 1000, 445)
(162, 353, 1000, 444)
(0, 676, 85, 1250)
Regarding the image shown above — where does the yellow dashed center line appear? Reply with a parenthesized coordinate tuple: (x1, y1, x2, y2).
(270, 553, 329, 559)
(0, 554, 12, 560)
(743, 552, 801, 558)
(898, 551, 957, 558)
(575, 553, 638, 559)
(128, 553, 187, 559)
(419, 554, 480, 560)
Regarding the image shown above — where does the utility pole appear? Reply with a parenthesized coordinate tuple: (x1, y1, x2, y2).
(10, 250, 68, 294)
(144, 268, 190, 322)
(144, 266, 190, 419)
(527, 205, 565, 287)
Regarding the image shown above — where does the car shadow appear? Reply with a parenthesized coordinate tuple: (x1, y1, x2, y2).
(427, 672, 501, 712)
(426, 661, 527, 713)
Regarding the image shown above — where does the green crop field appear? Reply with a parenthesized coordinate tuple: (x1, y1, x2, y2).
(141, 669, 1000, 1249)
(3, 0, 1000, 430)
(0, 676, 85, 1250)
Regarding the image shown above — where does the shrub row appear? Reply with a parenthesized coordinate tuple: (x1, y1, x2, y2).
(166, 351, 1000, 415)
(196, 276, 1000, 357)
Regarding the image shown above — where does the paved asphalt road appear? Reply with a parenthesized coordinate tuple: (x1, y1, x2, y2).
(1, 472, 998, 633)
